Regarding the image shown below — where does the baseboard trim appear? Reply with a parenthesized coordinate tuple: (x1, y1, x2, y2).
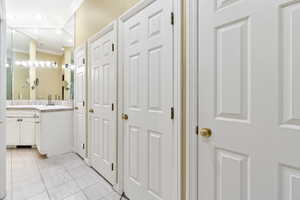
(112, 184, 123, 195)
(84, 158, 91, 166)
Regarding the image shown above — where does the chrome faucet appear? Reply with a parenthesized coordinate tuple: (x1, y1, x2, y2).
(47, 95, 54, 105)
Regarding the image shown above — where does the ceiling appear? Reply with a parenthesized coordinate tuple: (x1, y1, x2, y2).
(6, 0, 84, 55)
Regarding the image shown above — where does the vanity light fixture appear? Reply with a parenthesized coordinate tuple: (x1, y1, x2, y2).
(15, 60, 58, 68)
(35, 14, 43, 21)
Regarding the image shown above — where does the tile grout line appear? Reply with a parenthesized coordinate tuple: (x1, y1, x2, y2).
(8, 150, 13, 200)
(10, 150, 14, 200)
(63, 153, 91, 200)
(34, 152, 52, 200)
(42, 153, 91, 200)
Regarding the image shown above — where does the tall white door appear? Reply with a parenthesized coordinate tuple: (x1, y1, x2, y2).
(74, 46, 86, 158)
(198, 0, 300, 199)
(121, 0, 175, 199)
(89, 23, 117, 184)
(0, 0, 6, 198)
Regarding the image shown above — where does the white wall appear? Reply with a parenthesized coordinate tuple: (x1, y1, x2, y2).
(0, 0, 6, 198)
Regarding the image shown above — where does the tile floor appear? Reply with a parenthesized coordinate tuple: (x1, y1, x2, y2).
(4, 149, 122, 200)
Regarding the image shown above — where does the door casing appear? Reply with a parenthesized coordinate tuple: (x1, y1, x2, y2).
(116, 0, 182, 199)
(187, 0, 199, 200)
(0, 0, 6, 198)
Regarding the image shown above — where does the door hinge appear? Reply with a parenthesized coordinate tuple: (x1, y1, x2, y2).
(111, 163, 114, 171)
(82, 144, 85, 149)
(112, 103, 114, 111)
(112, 43, 115, 52)
(171, 12, 174, 25)
(83, 58, 85, 65)
(83, 101, 85, 107)
(171, 107, 175, 120)
(195, 126, 199, 135)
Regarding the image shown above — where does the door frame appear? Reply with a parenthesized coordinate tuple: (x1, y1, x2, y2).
(74, 43, 88, 159)
(187, 0, 198, 199)
(0, 0, 6, 199)
(116, 0, 182, 199)
(87, 21, 118, 183)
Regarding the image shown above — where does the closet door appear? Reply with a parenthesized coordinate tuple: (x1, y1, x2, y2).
(74, 45, 86, 158)
(197, 0, 300, 199)
(89, 22, 117, 184)
(120, 0, 175, 199)
(0, 0, 6, 198)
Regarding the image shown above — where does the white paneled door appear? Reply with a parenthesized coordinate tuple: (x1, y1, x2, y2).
(89, 22, 117, 184)
(74, 46, 86, 158)
(198, 0, 300, 199)
(121, 0, 175, 199)
(0, 0, 5, 198)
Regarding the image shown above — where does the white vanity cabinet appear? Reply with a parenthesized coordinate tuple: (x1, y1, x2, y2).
(6, 106, 73, 157)
(6, 111, 38, 146)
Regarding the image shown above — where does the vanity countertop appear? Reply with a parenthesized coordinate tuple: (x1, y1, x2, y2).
(6, 105, 74, 112)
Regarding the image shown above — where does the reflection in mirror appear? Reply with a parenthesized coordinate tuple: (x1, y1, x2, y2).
(6, 17, 75, 101)
(6, 28, 13, 100)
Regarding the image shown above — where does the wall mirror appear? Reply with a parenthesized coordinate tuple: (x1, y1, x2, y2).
(6, 17, 75, 101)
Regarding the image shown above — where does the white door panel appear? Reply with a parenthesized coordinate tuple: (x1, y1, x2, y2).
(197, 0, 300, 199)
(89, 22, 117, 184)
(121, 0, 174, 199)
(74, 46, 86, 158)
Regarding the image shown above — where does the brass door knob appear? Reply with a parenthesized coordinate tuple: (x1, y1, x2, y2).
(200, 128, 212, 138)
(122, 113, 129, 120)
(75, 106, 79, 110)
(89, 109, 94, 113)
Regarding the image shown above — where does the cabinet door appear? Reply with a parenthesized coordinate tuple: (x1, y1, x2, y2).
(6, 118, 20, 145)
(20, 118, 35, 145)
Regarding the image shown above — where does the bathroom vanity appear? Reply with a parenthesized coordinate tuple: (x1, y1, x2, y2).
(6, 105, 73, 156)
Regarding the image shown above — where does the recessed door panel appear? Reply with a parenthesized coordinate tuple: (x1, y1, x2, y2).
(129, 126, 140, 183)
(216, 19, 249, 122)
(216, 149, 249, 200)
(280, 165, 300, 200)
(280, 2, 300, 128)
